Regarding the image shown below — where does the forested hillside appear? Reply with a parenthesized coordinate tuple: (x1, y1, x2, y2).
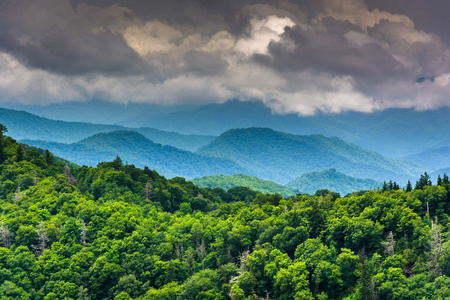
(287, 169, 381, 196)
(191, 174, 297, 197)
(198, 127, 420, 184)
(22, 131, 246, 179)
(2, 126, 450, 299)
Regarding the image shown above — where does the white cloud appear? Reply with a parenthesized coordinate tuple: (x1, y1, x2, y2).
(0, 52, 80, 104)
(234, 16, 295, 55)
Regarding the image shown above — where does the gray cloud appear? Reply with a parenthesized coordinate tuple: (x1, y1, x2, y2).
(0, 0, 449, 115)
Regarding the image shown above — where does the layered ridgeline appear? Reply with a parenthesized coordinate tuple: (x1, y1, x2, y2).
(6, 101, 450, 158)
(103, 100, 450, 157)
(4, 128, 450, 299)
(198, 128, 421, 184)
(287, 168, 381, 196)
(22, 131, 246, 179)
(191, 174, 298, 197)
(405, 147, 450, 172)
(0, 108, 214, 151)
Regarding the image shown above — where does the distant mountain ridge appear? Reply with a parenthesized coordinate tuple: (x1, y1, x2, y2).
(198, 127, 421, 184)
(22, 131, 246, 179)
(0, 107, 214, 151)
(114, 100, 450, 158)
(3, 101, 450, 158)
(287, 169, 381, 196)
(405, 147, 450, 172)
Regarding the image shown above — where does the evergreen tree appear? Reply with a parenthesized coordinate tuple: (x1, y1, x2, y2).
(16, 144, 24, 162)
(405, 180, 412, 192)
(443, 174, 449, 185)
(0, 124, 7, 164)
(44, 149, 54, 165)
(382, 181, 387, 192)
(415, 172, 431, 190)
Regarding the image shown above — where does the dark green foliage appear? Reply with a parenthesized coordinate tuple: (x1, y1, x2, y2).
(415, 172, 432, 190)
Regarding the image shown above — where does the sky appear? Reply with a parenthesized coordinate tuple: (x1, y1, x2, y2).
(0, 0, 449, 115)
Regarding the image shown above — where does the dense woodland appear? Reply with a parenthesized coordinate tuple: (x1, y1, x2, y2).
(2, 125, 450, 299)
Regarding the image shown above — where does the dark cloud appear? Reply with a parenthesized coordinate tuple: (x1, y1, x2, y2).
(364, 0, 450, 45)
(0, 0, 151, 77)
(263, 24, 406, 83)
(184, 50, 229, 76)
(0, 28, 150, 76)
(0, 0, 449, 114)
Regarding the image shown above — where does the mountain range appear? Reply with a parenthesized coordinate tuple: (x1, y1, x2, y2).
(198, 128, 420, 184)
(22, 131, 245, 179)
(2, 105, 446, 190)
(4, 100, 450, 157)
(0, 108, 214, 151)
(22, 127, 422, 185)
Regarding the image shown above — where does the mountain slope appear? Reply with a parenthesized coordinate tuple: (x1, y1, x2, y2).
(116, 100, 450, 157)
(198, 128, 421, 184)
(287, 169, 381, 195)
(191, 174, 297, 197)
(4, 101, 450, 157)
(22, 131, 246, 179)
(0, 108, 214, 151)
(405, 147, 450, 171)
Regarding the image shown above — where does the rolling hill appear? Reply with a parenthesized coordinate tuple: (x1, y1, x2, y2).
(191, 174, 297, 197)
(21, 131, 246, 179)
(198, 128, 422, 184)
(287, 169, 381, 196)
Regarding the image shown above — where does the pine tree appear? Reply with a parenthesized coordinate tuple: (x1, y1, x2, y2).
(443, 174, 449, 185)
(0, 124, 7, 164)
(405, 180, 412, 192)
(415, 172, 432, 190)
(16, 144, 24, 162)
(382, 181, 387, 192)
(44, 150, 54, 166)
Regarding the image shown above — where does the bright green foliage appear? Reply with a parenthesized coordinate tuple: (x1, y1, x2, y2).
(288, 168, 381, 196)
(2, 130, 450, 299)
(192, 174, 297, 197)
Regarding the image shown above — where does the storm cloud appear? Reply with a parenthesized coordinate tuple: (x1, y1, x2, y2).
(0, 0, 449, 114)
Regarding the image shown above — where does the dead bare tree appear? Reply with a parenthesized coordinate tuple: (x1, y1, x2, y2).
(196, 239, 207, 270)
(64, 166, 77, 185)
(80, 220, 88, 247)
(381, 231, 395, 256)
(0, 221, 14, 248)
(33, 221, 49, 257)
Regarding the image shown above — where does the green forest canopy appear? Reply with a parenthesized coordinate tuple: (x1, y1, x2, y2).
(1, 125, 450, 299)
